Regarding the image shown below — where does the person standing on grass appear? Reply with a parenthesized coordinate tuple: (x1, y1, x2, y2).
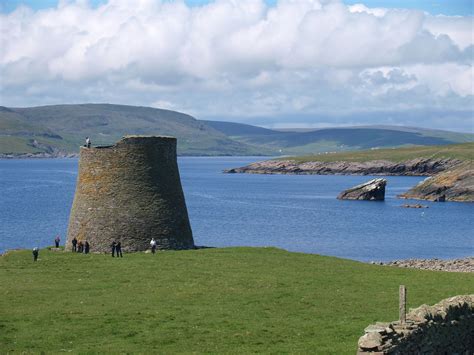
(84, 241, 90, 254)
(116, 241, 123, 258)
(54, 235, 60, 248)
(77, 241, 84, 253)
(72, 237, 77, 252)
(32, 247, 39, 262)
(150, 238, 157, 254)
(111, 241, 116, 257)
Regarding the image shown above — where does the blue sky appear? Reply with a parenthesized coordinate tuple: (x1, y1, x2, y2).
(1, 0, 473, 15)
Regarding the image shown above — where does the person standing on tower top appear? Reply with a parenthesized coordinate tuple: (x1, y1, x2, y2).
(85, 137, 91, 148)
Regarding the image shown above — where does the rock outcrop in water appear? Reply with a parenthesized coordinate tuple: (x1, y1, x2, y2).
(337, 178, 387, 201)
(224, 158, 460, 176)
(66, 136, 195, 253)
(399, 161, 473, 202)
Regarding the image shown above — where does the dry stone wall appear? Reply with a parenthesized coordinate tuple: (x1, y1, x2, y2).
(357, 295, 474, 354)
(66, 136, 195, 252)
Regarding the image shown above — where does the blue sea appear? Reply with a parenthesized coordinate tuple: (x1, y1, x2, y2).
(0, 157, 473, 261)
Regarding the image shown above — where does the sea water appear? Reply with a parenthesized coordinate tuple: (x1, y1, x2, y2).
(0, 157, 472, 261)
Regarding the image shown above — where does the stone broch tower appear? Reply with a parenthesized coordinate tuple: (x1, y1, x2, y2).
(66, 136, 195, 252)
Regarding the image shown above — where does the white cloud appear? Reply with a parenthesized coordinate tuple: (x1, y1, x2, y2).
(0, 0, 472, 131)
(348, 4, 387, 17)
(424, 15, 474, 50)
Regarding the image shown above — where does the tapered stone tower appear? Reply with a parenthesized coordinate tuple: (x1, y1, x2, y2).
(66, 136, 195, 252)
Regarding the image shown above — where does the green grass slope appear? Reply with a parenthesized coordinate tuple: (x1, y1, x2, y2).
(285, 142, 474, 163)
(0, 104, 269, 156)
(204, 120, 474, 155)
(0, 106, 71, 154)
(1, 247, 473, 353)
(2, 105, 472, 156)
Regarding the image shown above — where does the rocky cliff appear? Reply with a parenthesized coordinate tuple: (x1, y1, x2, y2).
(224, 158, 460, 176)
(399, 161, 473, 202)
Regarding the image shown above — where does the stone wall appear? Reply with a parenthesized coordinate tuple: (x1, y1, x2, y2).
(66, 136, 195, 252)
(357, 295, 474, 354)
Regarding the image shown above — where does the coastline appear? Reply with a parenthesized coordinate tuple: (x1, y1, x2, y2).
(0, 153, 274, 159)
(375, 257, 474, 273)
(223, 158, 461, 176)
(0, 152, 78, 159)
(224, 158, 474, 202)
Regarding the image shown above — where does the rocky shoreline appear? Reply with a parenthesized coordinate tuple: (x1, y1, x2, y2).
(0, 152, 78, 159)
(224, 157, 473, 202)
(224, 158, 461, 176)
(373, 257, 473, 273)
(399, 161, 473, 202)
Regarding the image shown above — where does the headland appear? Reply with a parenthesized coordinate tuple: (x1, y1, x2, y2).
(224, 143, 474, 202)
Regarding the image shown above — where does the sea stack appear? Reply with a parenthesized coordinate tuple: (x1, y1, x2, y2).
(65, 136, 195, 252)
(337, 178, 387, 201)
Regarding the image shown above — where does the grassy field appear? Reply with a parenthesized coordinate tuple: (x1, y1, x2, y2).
(1, 247, 473, 354)
(284, 142, 474, 163)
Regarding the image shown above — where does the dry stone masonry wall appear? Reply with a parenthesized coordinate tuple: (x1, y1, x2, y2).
(357, 295, 474, 354)
(66, 136, 195, 252)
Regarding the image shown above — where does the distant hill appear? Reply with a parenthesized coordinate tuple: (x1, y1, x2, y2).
(0, 104, 270, 156)
(284, 142, 474, 163)
(203, 120, 474, 155)
(1, 105, 472, 157)
(200, 120, 279, 136)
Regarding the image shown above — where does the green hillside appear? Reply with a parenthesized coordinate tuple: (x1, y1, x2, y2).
(2, 105, 472, 157)
(204, 120, 474, 155)
(0, 104, 269, 156)
(201, 119, 280, 136)
(284, 142, 474, 163)
(1, 247, 472, 353)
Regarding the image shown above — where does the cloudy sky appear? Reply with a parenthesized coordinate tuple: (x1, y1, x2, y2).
(1, 0, 473, 131)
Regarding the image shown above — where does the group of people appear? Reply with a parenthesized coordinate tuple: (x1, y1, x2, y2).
(111, 241, 123, 257)
(32, 236, 162, 261)
(71, 237, 90, 254)
(32, 235, 62, 261)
